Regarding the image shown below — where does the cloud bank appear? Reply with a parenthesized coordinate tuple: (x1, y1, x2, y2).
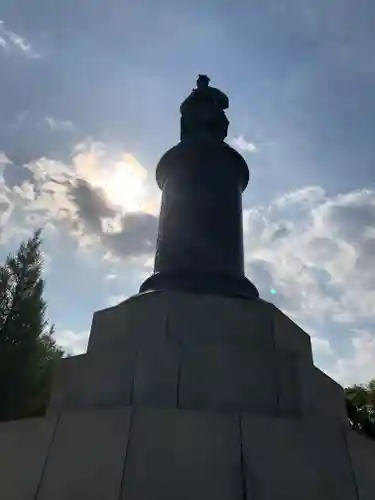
(244, 184, 375, 385)
(0, 141, 159, 261)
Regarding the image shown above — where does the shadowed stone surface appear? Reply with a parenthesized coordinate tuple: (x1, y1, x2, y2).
(0, 416, 57, 500)
(133, 342, 179, 407)
(276, 351, 314, 418)
(121, 408, 243, 500)
(179, 343, 277, 413)
(88, 292, 312, 358)
(0, 406, 374, 500)
(87, 291, 168, 353)
(89, 292, 273, 353)
(48, 347, 136, 415)
(48, 291, 348, 423)
(272, 305, 313, 363)
(311, 367, 348, 425)
(242, 415, 357, 500)
(37, 408, 131, 500)
(275, 354, 345, 422)
(166, 293, 274, 348)
(348, 431, 375, 500)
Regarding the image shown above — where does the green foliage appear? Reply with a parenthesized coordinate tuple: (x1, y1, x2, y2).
(0, 229, 63, 421)
(345, 380, 375, 441)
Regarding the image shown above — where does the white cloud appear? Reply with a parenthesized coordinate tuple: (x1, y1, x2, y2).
(0, 151, 11, 170)
(311, 336, 333, 357)
(45, 117, 75, 132)
(70, 140, 160, 215)
(0, 20, 40, 58)
(244, 185, 375, 385)
(244, 186, 375, 324)
(13, 182, 35, 202)
(106, 294, 128, 306)
(296, 321, 334, 357)
(0, 140, 159, 253)
(231, 135, 257, 153)
(326, 330, 375, 386)
(105, 273, 118, 281)
(275, 185, 326, 208)
(54, 329, 89, 356)
(0, 157, 14, 237)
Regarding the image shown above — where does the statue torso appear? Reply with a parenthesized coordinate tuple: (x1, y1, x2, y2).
(179, 79, 230, 142)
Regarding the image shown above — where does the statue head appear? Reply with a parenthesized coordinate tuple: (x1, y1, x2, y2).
(196, 74, 210, 89)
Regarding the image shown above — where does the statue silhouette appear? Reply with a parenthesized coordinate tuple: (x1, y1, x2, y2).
(180, 75, 230, 142)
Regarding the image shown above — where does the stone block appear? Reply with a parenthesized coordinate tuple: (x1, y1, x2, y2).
(277, 352, 316, 418)
(242, 415, 357, 500)
(179, 342, 277, 413)
(37, 407, 131, 500)
(0, 416, 57, 500)
(87, 291, 168, 353)
(276, 351, 305, 418)
(48, 347, 136, 415)
(310, 367, 347, 425)
(276, 361, 347, 425)
(47, 354, 85, 415)
(166, 292, 274, 348)
(347, 431, 375, 500)
(121, 408, 243, 500)
(272, 305, 313, 363)
(133, 342, 179, 407)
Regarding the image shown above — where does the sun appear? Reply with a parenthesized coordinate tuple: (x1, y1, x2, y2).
(102, 154, 147, 212)
(73, 144, 156, 214)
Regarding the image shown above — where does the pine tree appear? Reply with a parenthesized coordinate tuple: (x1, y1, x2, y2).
(0, 229, 63, 421)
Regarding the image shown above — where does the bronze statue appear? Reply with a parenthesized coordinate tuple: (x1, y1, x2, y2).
(180, 75, 230, 142)
(140, 75, 258, 299)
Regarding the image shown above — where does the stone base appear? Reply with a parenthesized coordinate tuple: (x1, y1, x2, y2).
(1, 291, 375, 499)
(0, 406, 374, 499)
(47, 291, 346, 426)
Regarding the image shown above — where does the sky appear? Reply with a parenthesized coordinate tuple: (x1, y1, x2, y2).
(1, 0, 375, 387)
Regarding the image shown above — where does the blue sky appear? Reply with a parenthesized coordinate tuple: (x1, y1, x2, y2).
(1, 0, 375, 386)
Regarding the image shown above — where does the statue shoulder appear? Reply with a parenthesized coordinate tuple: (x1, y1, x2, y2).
(209, 87, 229, 109)
(180, 91, 197, 113)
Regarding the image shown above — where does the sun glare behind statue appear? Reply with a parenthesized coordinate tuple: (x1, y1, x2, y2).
(74, 146, 153, 214)
(102, 154, 148, 213)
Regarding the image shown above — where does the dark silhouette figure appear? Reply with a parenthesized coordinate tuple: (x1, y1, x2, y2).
(140, 75, 259, 299)
(180, 74, 230, 142)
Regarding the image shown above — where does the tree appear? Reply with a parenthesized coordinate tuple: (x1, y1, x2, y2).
(0, 229, 63, 421)
(345, 380, 375, 441)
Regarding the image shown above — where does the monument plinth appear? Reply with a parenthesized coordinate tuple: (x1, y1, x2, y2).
(0, 75, 374, 500)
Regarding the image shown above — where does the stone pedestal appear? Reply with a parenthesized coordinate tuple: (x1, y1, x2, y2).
(1, 291, 374, 499)
(140, 141, 259, 299)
